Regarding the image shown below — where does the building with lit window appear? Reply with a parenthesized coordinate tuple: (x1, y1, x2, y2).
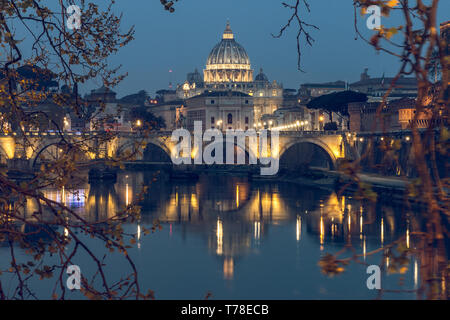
(184, 90, 254, 132)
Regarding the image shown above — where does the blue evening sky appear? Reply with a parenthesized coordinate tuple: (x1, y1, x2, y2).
(86, 0, 449, 97)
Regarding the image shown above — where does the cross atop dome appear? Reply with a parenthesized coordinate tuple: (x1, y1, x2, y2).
(223, 20, 234, 40)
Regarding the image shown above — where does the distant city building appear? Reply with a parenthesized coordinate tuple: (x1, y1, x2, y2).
(184, 91, 254, 132)
(252, 68, 284, 123)
(156, 89, 178, 103)
(177, 69, 205, 99)
(298, 80, 347, 100)
(347, 98, 437, 132)
(86, 86, 128, 131)
(349, 68, 418, 102)
(148, 99, 185, 131)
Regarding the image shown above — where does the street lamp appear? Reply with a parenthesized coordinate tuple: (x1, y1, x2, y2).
(319, 115, 324, 131)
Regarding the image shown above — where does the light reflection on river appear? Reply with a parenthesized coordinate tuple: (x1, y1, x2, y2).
(4, 170, 429, 299)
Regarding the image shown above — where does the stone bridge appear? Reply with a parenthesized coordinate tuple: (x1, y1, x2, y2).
(0, 130, 351, 171)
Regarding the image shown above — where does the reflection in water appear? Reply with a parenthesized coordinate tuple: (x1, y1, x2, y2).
(19, 170, 447, 298)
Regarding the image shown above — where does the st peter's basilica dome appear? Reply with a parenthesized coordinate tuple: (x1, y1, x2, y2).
(204, 22, 253, 84)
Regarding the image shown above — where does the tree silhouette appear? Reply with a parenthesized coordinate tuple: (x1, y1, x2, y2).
(307, 90, 368, 122)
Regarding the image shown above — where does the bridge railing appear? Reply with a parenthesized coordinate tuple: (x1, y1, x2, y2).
(0, 130, 175, 138)
(3, 128, 439, 138)
(276, 130, 348, 137)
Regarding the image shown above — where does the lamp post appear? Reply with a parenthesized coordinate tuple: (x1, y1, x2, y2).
(319, 115, 324, 131)
(135, 119, 142, 131)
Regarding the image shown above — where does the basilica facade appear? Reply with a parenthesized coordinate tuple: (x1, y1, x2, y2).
(176, 22, 283, 127)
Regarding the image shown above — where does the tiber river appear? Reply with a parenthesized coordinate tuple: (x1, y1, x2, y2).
(0, 170, 423, 299)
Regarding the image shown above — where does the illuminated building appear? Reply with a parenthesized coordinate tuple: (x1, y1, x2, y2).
(176, 22, 284, 125)
(203, 22, 253, 88)
(184, 90, 254, 131)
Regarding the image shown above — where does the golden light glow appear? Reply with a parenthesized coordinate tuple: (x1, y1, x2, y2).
(205, 63, 251, 71)
(125, 183, 131, 206)
(254, 221, 260, 240)
(406, 224, 410, 249)
(0, 138, 15, 159)
(348, 213, 351, 234)
(190, 193, 198, 209)
(320, 216, 324, 247)
(296, 216, 301, 242)
(62, 186, 66, 205)
(363, 236, 366, 260)
(191, 147, 198, 159)
(360, 213, 363, 235)
(224, 258, 234, 279)
(216, 219, 223, 256)
(414, 259, 418, 289)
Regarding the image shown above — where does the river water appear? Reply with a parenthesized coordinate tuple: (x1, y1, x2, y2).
(1, 170, 425, 299)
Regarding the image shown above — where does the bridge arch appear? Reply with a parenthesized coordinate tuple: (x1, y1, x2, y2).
(279, 138, 337, 170)
(116, 139, 172, 163)
(201, 139, 256, 164)
(31, 141, 67, 167)
(31, 140, 91, 168)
